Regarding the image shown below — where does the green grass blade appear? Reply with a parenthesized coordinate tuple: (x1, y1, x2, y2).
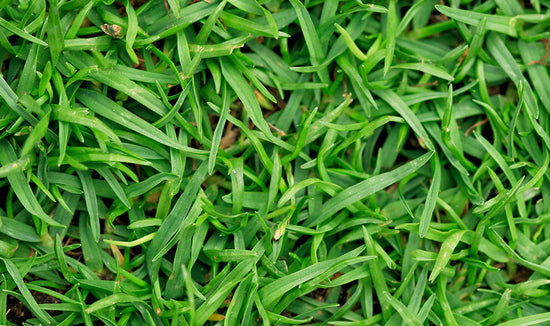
(429, 230, 466, 282)
(309, 151, 432, 226)
(419, 155, 441, 237)
(76, 170, 100, 241)
(0, 17, 48, 46)
(435, 5, 518, 37)
(0, 140, 63, 228)
(2, 258, 55, 324)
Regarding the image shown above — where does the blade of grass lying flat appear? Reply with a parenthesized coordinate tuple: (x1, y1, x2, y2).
(435, 5, 518, 37)
(518, 39, 550, 113)
(473, 131, 516, 184)
(437, 276, 458, 326)
(46, 0, 63, 66)
(220, 57, 274, 138)
(112, 65, 178, 84)
(261, 246, 372, 311)
(103, 233, 156, 247)
(87, 69, 169, 115)
(147, 162, 208, 279)
(489, 229, 550, 277)
(289, 0, 328, 83)
(79, 213, 104, 272)
(278, 178, 340, 208)
(362, 227, 392, 321)
(0, 216, 41, 242)
(266, 311, 313, 324)
(396, 0, 429, 36)
(1, 258, 55, 324)
(397, 223, 507, 262)
(224, 270, 253, 325)
(0, 156, 31, 179)
(266, 149, 282, 213)
(208, 83, 230, 174)
(0, 17, 48, 46)
(18, 40, 42, 98)
(55, 147, 150, 167)
(207, 102, 274, 172)
(196, 0, 227, 44)
(63, 36, 111, 52)
(499, 312, 550, 326)
(330, 116, 404, 157)
(392, 62, 454, 81)
(519, 150, 549, 193)
(54, 234, 75, 284)
(220, 11, 280, 38)
(85, 293, 145, 314)
(307, 151, 433, 226)
(336, 52, 377, 113)
(76, 170, 100, 242)
(230, 157, 245, 214)
(53, 106, 120, 144)
(0, 74, 39, 126)
(384, 289, 422, 326)
(486, 33, 539, 119)
(76, 89, 206, 155)
(96, 168, 131, 209)
(124, 0, 139, 64)
(19, 110, 50, 158)
(136, 1, 217, 45)
(384, 0, 397, 77)
(429, 230, 466, 282)
(227, 0, 263, 15)
(372, 88, 435, 150)
(65, 0, 95, 39)
(334, 23, 368, 61)
(196, 241, 265, 325)
(419, 155, 441, 237)
(230, 54, 276, 104)
(126, 173, 178, 198)
(247, 40, 299, 83)
(0, 29, 15, 55)
(0, 140, 63, 228)
(204, 249, 258, 262)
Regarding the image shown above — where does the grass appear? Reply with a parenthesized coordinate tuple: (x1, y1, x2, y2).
(0, 0, 550, 325)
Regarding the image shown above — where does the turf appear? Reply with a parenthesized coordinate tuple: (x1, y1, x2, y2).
(1, 0, 550, 325)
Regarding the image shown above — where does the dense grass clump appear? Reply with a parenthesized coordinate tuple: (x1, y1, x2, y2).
(1, 0, 550, 325)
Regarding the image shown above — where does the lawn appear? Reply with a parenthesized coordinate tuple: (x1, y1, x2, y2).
(1, 0, 550, 325)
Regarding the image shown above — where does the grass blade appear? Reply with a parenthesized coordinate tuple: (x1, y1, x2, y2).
(309, 151, 433, 226)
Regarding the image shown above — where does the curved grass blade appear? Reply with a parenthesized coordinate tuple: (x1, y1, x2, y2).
(308, 151, 433, 226)
(373, 88, 434, 151)
(384, 0, 397, 77)
(85, 293, 145, 314)
(97, 168, 131, 209)
(220, 57, 272, 138)
(208, 82, 230, 174)
(392, 62, 454, 81)
(289, 0, 326, 70)
(435, 5, 517, 37)
(499, 312, 550, 326)
(429, 230, 466, 282)
(76, 89, 206, 156)
(419, 155, 441, 237)
(1, 258, 55, 324)
(0, 17, 48, 46)
(76, 170, 100, 241)
(0, 140, 63, 228)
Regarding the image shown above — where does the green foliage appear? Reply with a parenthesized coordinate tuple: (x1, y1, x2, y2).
(0, 0, 550, 325)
